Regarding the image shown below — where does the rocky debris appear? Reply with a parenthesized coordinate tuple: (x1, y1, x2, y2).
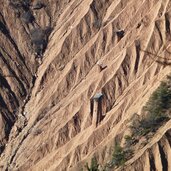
(97, 61, 107, 72)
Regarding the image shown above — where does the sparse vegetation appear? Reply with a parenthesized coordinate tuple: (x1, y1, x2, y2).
(144, 81, 171, 118)
(107, 144, 132, 168)
(131, 78, 171, 138)
(124, 135, 138, 147)
(83, 76, 171, 170)
(85, 157, 100, 171)
(123, 76, 171, 160)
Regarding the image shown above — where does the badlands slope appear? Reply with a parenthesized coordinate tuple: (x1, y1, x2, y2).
(0, 0, 171, 170)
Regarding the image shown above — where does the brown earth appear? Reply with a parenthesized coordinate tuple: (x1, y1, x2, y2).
(0, 0, 171, 170)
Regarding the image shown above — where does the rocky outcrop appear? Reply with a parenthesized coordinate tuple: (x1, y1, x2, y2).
(0, 0, 171, 170)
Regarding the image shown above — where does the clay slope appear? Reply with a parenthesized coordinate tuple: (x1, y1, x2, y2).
(0, 0, 171, 170)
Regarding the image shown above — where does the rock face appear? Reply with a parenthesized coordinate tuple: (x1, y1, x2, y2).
(0, 0, 171, 170)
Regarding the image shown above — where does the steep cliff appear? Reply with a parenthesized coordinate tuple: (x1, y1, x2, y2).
(0, 0, 171, 170)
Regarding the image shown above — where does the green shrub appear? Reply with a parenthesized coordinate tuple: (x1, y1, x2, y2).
(131, 79, 171, 137)
(109, 144, 132, 167)
(124, 135, 137, 146)
(144, 81, 171, 120)
(112, 144, 125, 166)
(85, 157, 100, 171)
(140, 80, 170, 134)
(83, 77, 171, 171)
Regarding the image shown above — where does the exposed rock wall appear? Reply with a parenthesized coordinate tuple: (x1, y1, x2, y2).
(0, 0, 171, 170)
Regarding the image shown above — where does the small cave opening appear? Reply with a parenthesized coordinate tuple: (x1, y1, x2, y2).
(116, 30, 125, 41)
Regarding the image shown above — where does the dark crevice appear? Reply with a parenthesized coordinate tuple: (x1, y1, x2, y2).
(158, 143, 168, 171)
(97, 98, 104, 124)
(0, 94, 9, 110)
(121, 54, 130, 77)
(117, 77, 122, 89)
(90, 98, 94, 117)
(155, 21, 163, 44)
(134, 41, 140, 73)
(0, 20, 9, 35)
(149, 150, 156, 171)
(165, 131, 171, 147)
(165, 13, 170, 35)
(102, 32, 107, 51)
(4, 119, 15, 140)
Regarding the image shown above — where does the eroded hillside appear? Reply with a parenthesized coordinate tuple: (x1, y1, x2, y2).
(0, 0, 171, 170)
